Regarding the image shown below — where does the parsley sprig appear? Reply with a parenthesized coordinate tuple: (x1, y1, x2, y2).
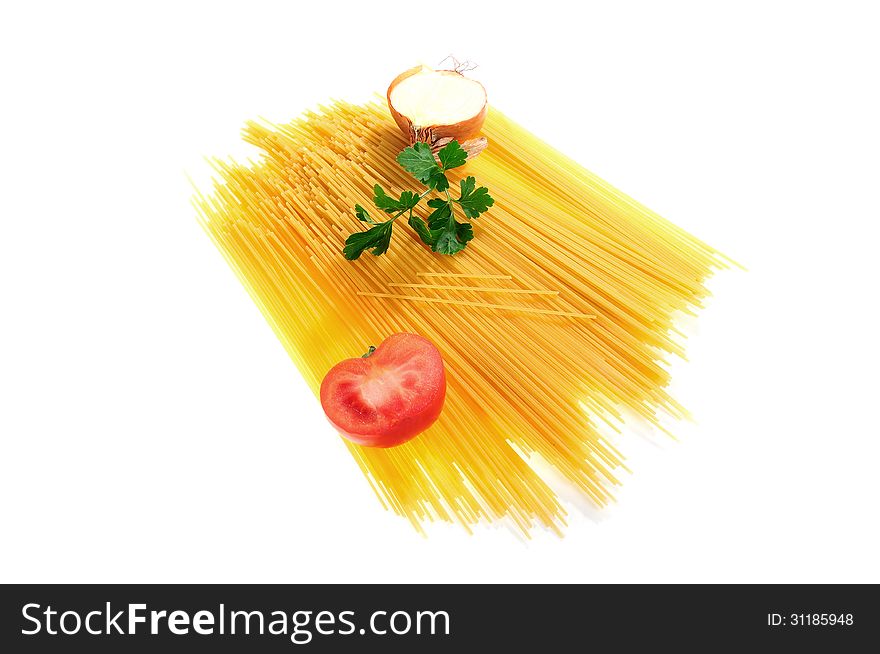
(343, 140, 494, 260)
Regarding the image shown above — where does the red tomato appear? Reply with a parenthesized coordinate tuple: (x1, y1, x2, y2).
(320, 333, 446, 448)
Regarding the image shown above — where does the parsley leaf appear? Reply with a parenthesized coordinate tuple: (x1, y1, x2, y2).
(354, 203, 373, 223)
(437, 140, 468, 170)
(397, 143, 440, 185)
(373, 185, 420, 213)
(408, 214, 434, 247)
(397, 141, 468, 192)
(456, 176, 494, 219)
(456, 221, 475, 245)
(426, 198, 452, 230)
(399, 190, 420, 209)
(430, 170, 450, 192)
(433, 224, 472, 255)
(433, 231, 464, 255)
(425, 198, 472, 255)
(342, 221, 394, 260)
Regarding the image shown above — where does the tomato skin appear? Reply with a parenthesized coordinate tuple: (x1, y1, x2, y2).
(319, 333, 446, 448)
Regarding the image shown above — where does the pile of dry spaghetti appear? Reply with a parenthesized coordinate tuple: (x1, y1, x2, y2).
(194, 101, 729, 535)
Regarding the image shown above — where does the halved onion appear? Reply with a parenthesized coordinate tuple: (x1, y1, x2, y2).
(387, 65, 488, 158)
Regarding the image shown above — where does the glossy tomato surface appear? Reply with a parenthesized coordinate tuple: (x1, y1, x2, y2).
(319, 333, 446, 447)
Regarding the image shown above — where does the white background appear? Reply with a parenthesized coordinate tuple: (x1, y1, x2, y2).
(1, 1, 878, 583)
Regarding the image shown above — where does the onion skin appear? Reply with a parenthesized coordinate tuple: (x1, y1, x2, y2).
(387, 65, 488, 147)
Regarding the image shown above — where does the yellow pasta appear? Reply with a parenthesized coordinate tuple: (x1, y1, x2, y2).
(355, 293, 597, 319)
(194, 100, 730, 535)
(387, 283, 559, 296)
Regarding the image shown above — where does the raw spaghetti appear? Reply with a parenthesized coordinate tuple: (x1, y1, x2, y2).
(194, 101, 730, 535)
